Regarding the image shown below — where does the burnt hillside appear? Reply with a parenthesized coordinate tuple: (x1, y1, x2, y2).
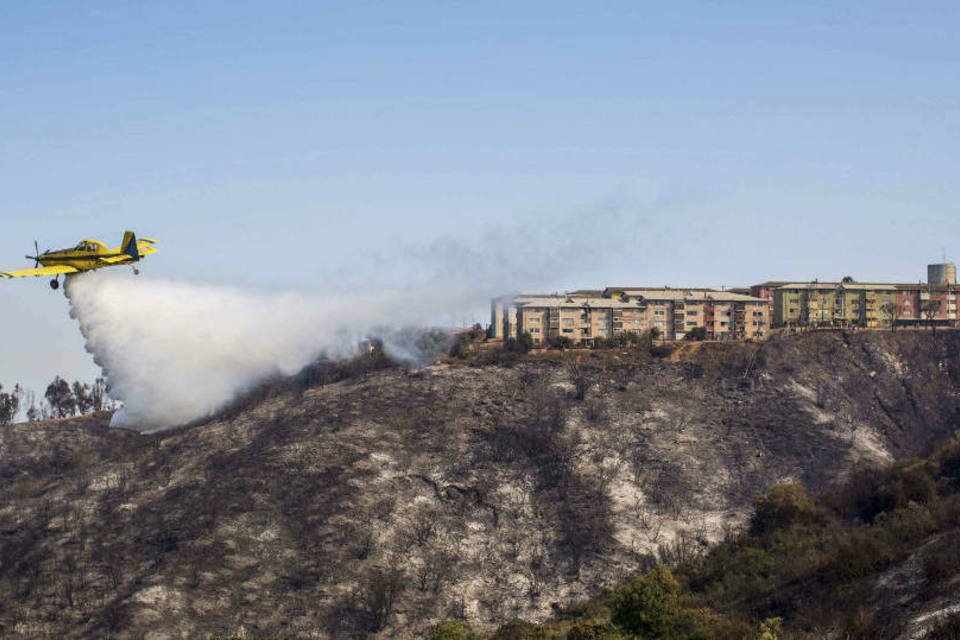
(1, 331, 959, 639)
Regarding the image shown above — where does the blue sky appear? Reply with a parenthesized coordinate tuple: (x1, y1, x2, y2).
(1, 1, 958, 394)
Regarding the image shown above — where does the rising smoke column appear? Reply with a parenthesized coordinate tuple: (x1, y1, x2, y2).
(65, 272, 409, 431)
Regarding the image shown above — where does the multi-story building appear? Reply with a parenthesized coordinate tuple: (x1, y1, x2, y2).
(749, 281, 785, 322)
(894, 284, 958, 327)
(768, 282, 899, 328)
(602, 288, 769, 341)
(751, 263, 960, 329)
(491, 264, 958, 346)
(491, 287, 770, 346)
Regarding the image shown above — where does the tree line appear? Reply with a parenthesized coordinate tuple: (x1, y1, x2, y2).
(0, 376, 115, 425)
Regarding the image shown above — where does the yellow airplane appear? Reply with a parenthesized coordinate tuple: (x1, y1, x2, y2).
(0, 231, 157, 289)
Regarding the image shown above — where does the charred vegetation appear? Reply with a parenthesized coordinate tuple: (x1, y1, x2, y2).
(0, 330, 959, 637)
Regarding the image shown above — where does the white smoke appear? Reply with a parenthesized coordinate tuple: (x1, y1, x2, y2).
(64, 271, 483, 432)
(61, 201, 655, 432)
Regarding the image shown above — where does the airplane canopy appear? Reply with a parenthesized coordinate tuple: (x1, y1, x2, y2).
(76, 240, 109, 252)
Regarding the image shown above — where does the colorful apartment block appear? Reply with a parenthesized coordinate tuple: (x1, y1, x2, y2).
(491, 264, 958, 345)
(767, 283, 900, 328)
(749, 264, 959, 329)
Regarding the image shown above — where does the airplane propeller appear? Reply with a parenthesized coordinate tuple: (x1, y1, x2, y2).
(25, 240, 42, 267)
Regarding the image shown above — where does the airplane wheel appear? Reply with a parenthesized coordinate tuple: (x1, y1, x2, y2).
(133, 268, 140, 275)
(50, 279, 60, 290)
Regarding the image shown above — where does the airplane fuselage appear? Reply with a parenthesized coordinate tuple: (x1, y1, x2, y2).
(0, 232, 157, 287)
(37, 250, 134, 272)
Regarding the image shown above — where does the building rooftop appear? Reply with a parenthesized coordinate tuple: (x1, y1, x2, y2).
(770, 282, 960, 292)
(776, 282, 900, 291)
(514, 295, 643, 309)
(513, 289, 767, 307)
(607, 288, 766, 302)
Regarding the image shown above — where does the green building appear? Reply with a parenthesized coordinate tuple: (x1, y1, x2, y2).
(772, 282, 899, 328)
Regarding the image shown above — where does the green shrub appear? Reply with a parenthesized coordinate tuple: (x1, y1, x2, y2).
(424, 619, 483, 640)
(825, 530, 898, 581)
(610, 566, 681, 637)
(675, 607, 753, 640)
(749, 483, 820, 536)
(490, 619, 548, 640)
(842, 460, 938, 522)
(936, 440, 960, 486)
(870, 462, 937, 516)
(564, 620, 625, 639)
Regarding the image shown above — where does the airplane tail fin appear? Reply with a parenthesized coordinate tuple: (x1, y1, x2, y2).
(121, 231, 140, 260)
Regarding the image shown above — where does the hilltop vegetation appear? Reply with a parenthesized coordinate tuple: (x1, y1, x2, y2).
(0, 330, 959, 638)
(444, 435, 960, 639)
(0, 376, 114, 425)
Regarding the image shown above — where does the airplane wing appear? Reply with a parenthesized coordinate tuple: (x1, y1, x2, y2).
(0, 265, 79, 279)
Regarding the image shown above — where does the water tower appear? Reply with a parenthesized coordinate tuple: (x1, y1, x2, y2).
(928, 262, 958, 285)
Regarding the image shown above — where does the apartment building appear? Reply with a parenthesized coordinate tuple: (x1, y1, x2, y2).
(768, 283, 899, 328)
(491, 287, 770, 345)
(491, 263, 958, 346)
(749, 264, 960, 329)
(895, 285, 959, 326)
(603, 288, 769, 341)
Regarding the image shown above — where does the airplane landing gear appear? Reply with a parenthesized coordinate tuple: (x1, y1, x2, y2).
(133, 268, 140, 275)
(50, 278, 60, 290)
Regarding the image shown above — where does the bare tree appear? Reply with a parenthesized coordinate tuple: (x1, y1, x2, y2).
(22, 388, 39, 422)
(57, 555, 85, 608)
(91, 377, 109, 412)
(880, 301, 898, 331)
(921, 299, 942, 332)
(354, 567, 406, 632)
(566, 356, 589, 401)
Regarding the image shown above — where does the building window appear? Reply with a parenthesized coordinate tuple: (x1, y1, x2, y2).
(562, 328, 573, 334)
(530, 328, 540, 334)
(562, 318, 574, 325)
(686, 311, 697, 316)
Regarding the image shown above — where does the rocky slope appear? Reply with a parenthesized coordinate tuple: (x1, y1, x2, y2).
(1, 330, 959, 639)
